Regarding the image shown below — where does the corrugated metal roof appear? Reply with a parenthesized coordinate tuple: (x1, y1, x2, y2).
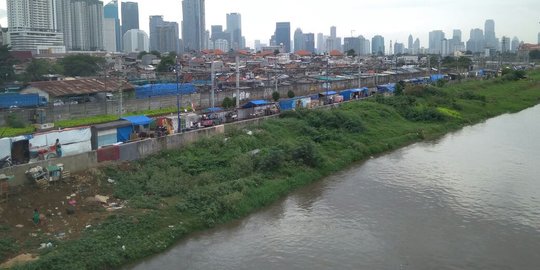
(27, 78, 134, 97)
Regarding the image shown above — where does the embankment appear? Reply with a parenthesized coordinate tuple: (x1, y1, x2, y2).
(10, 70, 540, 269)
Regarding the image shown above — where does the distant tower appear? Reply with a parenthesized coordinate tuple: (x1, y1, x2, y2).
(121, 2, 140, 36)
(408, 34, 413, 50)
(182, 0, 205, 51)
(389, 40, 393, 55)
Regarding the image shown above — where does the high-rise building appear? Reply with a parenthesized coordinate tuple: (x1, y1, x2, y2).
(358, 35, 369, 55)
(394, 42, 404, 55)
(104, 0, 121, 51)
(294, 28, 304, 52)
(408, 34, 413, 51)
(371, 35, 385, 55)
(500, 36, 511, 52)
(484, 19, 498, 50)
(64, 0, 104, 51)
(121, 2, 139, 36)
(413, 38, 420, 53)
(182, 0, 205, 51)
(103, 18, 117, 52)
(275, 22, 291, 52)
(123, 29, 148, 53)
(511, 37, 520, 52)
(317, 33, 324, 53)
(538, 32, 540, 44)
(429, 30, 445, 54)
(330, 26, 336, 39)
(466, 28, 484, 53)
(449, 29, 464, 53)
(214, 39, 229, 52)
(343, 37, 361, 55)
(304, 33, 315, 53)
(226, 13, 242, 50)
(150, 16, 180, 53)
(7, 0, 65, 53)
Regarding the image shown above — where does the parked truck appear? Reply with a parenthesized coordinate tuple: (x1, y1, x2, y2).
(0, 93, 48, 109)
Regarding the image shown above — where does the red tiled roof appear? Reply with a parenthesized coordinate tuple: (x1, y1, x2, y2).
(295, 50, 311, 57)
(329, 50, 344, 56)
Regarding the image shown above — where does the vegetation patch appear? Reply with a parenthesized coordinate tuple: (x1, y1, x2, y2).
(11, 69, 540, 269)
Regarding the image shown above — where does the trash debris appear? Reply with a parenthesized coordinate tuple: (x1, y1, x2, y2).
(117, 235, 121, 239)
(56, 232, 66, 239)
(85, 225, 92, 229)
(107, 178, 115, 184)
(30, 233, 38, 237)
(94, 195, 109, 204)
(249, 149, 261, 156)
(15, 224, 24, 228)
(39, 242, 53, 249)
(168, 225, 174, 228)
(122, 245, 126, 251)
(68, 199, 77, 206)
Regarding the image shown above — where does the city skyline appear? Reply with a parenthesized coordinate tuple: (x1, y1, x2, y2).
(0, 0, 539, 50)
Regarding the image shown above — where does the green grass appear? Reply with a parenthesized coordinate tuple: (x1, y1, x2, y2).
(12, 69, 540, 269)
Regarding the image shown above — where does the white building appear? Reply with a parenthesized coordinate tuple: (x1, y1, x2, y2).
(103, 18, 117, 52)
(214, 39, 229, 52)
(7, 0, 65, 53)
(123, 29, 149, 53)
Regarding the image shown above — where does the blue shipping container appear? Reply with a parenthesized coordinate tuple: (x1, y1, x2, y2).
(0, 93, 47, 109)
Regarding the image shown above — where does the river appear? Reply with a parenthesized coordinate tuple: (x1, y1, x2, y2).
(130, 105, 540, 270)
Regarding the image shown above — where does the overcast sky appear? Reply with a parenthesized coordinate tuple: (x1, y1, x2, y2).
(1, 0, 539, 48)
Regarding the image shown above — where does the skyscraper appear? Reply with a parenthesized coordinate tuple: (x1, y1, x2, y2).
(429, 30, 445, 54)
(343, 37, 361, 55)
(538, 32, 540, 44)
(466, 28, 484, 53)
(122, 2, 139, 36)
(150, 16, 180, 53)
(275, 22, 291, 52)
(330, 26, 337, 39)
(7, 0, 65, 53)
(500, 36, 511, 52)
(294, 28, 304, 52)
(408, 34, 413, 51)
(55, 0, 104, 51)
(104, 0, 121, 51)
(182, 0, 205, 51)
(484, 19, 498, 50)
(123, 29, 148, 53)
(394, 42, 404, 55)
(103, 18, 117, 52)
(371, 35, 385, 55)
(511, 37, 520, 52)
(317, 33, 324, 53)
(304, 33, 315, 53)
(358, 35, 369, 55)
(413, 38, 420, 53)
(226, 13, 242, 50)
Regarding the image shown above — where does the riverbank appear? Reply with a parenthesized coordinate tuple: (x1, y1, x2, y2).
(4, 70, 540, 269)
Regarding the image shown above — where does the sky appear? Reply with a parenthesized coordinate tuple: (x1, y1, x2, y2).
(1, 0, 539, 49)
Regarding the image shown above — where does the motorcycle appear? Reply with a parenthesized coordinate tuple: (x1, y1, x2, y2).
(0, 156, 12, 169)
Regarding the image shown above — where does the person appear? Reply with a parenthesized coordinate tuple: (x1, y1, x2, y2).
(55, 139, 62, 157)
(33, 209, 40, 225)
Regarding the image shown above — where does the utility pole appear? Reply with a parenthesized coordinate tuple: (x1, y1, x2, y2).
(236, 55, 240, 108)
(175, 56, 182, 133)
(357, 57, 362, 88)
(210, 61, 215, 108)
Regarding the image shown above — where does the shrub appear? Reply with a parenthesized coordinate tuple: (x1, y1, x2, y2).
(272, 91, 280, 102)
(287, 90, 295, 98)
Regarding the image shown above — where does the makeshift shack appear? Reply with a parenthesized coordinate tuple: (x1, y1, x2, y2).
(28, 128, 92, 161)
(91, 120, 132, 149)
(377, 83, 396, 94)
(239, 100, 278, 119)
(119, 115, 154, 141)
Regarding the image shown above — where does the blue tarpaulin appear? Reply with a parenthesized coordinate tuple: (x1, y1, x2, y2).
(242, 100, 271, 108)
(279, 99, 296, 111)
(430, 74, 445, 82)
(319, 91, 338, 96)
(377, 83, 396, 93)
(135, 83, 196, 99)
(205, 107, 224, 113)
(117, 126, 133, 142)
(121, 115, 154, 126)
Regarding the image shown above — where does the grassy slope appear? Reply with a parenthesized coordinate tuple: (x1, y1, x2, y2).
(13, 71, 540, 270)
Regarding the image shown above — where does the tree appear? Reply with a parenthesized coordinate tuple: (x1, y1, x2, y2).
(273, 49, 280, 56)
(24, 59, 63, 81)
(272, 91, 280, 102)
(222, 97, 234, 108)
(395, 81, 405, 96)
(346, 49, 356, 57)
(287, 90, 295, 98)
(60, 54, 106, 77)
(137, 51, 149, 59)
(157, 55, 176, 72)
(0, 45, 16, 85)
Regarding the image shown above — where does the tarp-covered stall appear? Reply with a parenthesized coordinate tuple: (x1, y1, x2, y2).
(91, 120, 132, 150)
(119, 115, 155, 142)
(29, 128, 92, 161)
(239, 100, 277, 119)
(377, 83, 396, 93)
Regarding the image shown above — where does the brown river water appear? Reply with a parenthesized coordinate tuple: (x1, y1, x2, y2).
(129, 105, 540, 270)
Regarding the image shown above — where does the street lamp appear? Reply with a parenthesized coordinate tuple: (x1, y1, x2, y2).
(174, 56, 182, 133)
(326, 54, 330, 104)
